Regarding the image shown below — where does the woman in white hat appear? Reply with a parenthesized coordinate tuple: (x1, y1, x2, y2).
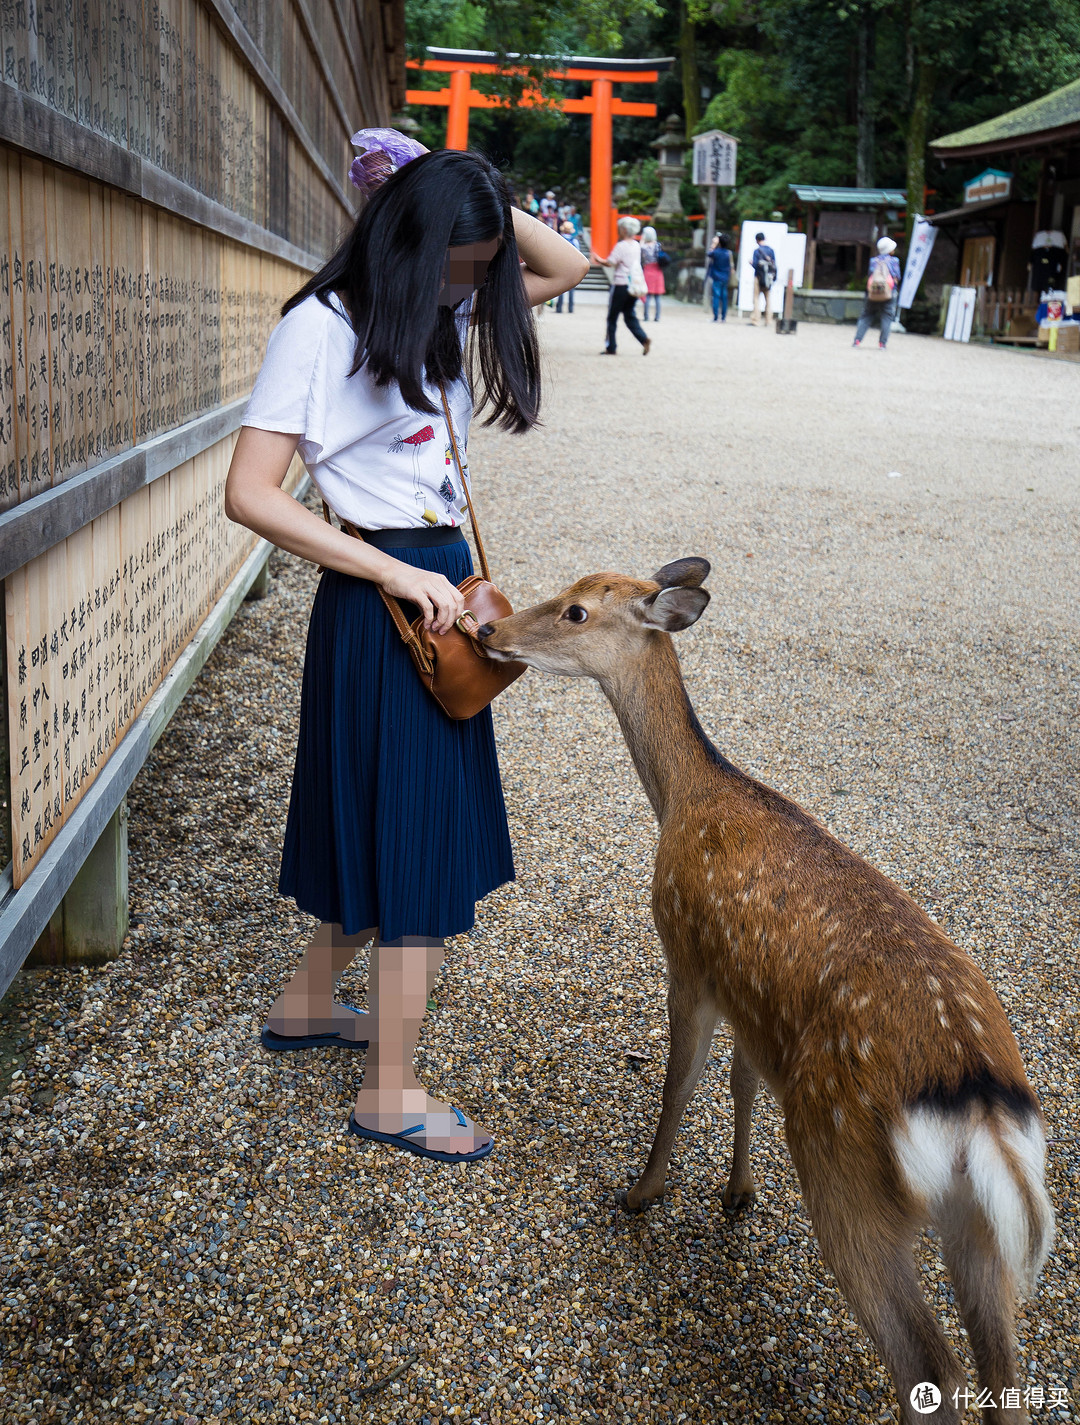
(853, 235, 902, 349)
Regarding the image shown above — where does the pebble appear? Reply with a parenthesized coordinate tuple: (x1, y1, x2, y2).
(0, 307, 1076, 1423)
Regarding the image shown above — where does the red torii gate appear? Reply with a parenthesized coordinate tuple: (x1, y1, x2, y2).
(405, 48, 674, 259)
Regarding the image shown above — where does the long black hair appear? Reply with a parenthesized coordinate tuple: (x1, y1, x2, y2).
(283, 149, 541, 433)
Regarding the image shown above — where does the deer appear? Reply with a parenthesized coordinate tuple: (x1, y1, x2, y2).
(476, 558, 1053, 1425)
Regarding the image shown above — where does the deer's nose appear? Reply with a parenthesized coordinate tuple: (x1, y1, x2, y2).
(474, 623, 494, 640)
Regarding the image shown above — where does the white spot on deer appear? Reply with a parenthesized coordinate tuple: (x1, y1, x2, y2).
(858, 1037, 873, 1060)
(853, 993, 872, 1010)
(666, 873, 675, 887)
(823, 1038, 833, 1055)
(833, 1107, 844, 1130)
(970, 1018, 983, 1036)
(825, 1075, 837, 1095)
(838, 1031, 849, 1054)
(927, 976, 942, 993)
(857, 1089, 872, 1107)
(934, 998, 946, 1015)
(835, 984, 851, 1005)
(939, 1013, 951, 1030)
(699, 826, 708, 838)
(953, 1039, 964, 1056)
(706, 868, 714, 883)
(817, 960, 833, 985)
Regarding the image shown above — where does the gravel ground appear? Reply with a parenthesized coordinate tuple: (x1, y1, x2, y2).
(1, 304, 1077, 1424)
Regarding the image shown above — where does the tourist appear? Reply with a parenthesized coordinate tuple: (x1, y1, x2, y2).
(539, 190, 560, 228)
(639, 225, 665, 322)
(594, 216, 651, 356)
(706, 233, 732, 322)
(853, 236, 902, 349)
(522, 187, 539, 215)
(750, 231, 777, 326)
(225, 139, 588, 1164)
(555, 220, 583, 312)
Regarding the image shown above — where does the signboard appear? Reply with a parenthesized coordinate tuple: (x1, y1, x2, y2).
(963, 168, 1012, 205)
(944, 286, 977, 342)
(693, 130, 738, 187)
(898, 214, 938, 308)
(736, 222, 806, 314)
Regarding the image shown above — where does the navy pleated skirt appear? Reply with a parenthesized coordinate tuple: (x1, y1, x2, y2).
(278, 531, 515, 942)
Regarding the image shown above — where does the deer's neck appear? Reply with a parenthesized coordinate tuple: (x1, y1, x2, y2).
(598, 635, 728, 823)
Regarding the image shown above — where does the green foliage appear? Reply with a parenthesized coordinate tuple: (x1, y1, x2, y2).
(405, 0, 663, 63)
(402, 0, 1080, 225)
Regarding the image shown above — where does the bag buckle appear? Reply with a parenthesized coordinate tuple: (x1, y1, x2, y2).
(455, 610, 480, 635)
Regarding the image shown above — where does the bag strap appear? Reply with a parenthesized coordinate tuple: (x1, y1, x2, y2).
(437, 383, 491, 583)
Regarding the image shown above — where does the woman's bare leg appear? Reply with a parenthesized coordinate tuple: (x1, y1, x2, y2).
(351, 937, 492, 1155)
(267, 921, 375, 1043)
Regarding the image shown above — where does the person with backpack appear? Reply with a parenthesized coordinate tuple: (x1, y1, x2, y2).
(750, 232, 777, 326)
(639, 225, 668, 321)
(853, 236, 902, 349)
(706, 233, 733, 322)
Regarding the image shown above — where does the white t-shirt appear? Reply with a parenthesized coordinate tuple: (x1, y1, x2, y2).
(242, 292, 473, 530)
(608, 238, 643, 286)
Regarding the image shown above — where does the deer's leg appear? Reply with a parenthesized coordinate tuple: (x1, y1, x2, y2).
(721, 1037, 760, 1212)
(621, 981, 718, 1211)
(935, 1193, 1026, 1423)
(793, 1150, 965, 1423)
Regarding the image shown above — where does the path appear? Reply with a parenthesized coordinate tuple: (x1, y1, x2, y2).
(0, 299, 1077, 1424)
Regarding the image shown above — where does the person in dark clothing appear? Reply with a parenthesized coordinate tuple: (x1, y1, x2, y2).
(707, 234, 732, 321)
(750, 232, 776, 326)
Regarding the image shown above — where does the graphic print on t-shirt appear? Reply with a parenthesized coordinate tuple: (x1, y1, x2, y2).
(388, 426, 437, 517)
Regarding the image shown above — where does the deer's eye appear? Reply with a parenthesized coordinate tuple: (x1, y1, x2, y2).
(564, 604, 588, 624)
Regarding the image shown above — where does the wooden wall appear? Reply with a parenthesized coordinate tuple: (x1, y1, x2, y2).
(0, 0, 405, 887)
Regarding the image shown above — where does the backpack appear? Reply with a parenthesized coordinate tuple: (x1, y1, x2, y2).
(757, 251, 776, 290)
(867, 257, 896, 302)
(656, 245, 671, 270)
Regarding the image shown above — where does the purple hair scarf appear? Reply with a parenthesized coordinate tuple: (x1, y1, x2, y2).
(349, 128, 427, 195)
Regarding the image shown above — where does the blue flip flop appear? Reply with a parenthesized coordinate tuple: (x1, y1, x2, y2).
(347, 1108, 494, 1164)
(260, 1006, 369, 1053)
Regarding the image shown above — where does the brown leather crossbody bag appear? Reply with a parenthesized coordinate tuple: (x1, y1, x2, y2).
(321, 385, 526, 720)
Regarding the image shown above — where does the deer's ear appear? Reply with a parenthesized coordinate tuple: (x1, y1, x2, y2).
(650, 557, 711, 590)
(635, 585, 710, 632)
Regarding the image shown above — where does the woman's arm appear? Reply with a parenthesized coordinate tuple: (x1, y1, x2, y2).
(224, 426, 467, 634)
(512, 208, 590, 303)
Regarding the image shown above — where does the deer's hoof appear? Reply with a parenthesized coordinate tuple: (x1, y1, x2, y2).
(721, 1182, 757, 1214)
(617, 1184, 662, 1214)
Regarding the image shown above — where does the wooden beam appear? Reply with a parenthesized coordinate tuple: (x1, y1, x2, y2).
(201, 0, 357, 217)
(0, 400, 251, 582)
(0, 87, 324, 271)
(405, 90, 655, 117)
(0, 486, 309, 1003)
(407, 58, 659, 83)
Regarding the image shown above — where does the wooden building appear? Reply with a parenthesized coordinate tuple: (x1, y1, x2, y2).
(0, 1, 405, 995)
(930, 77, 1080, 301)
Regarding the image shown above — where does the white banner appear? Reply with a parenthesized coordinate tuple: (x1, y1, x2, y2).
(898, 215, 937, 309)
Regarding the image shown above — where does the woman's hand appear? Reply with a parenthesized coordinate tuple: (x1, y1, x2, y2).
(381, 562, 466, 635)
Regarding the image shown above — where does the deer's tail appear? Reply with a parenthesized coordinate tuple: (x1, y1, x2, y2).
(893, 1093, 1054, 1295)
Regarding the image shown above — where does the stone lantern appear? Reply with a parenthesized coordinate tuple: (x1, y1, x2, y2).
(651, 114, 690, 220)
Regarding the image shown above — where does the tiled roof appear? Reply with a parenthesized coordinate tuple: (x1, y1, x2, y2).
(932, 77, 1080, 150)
(789, 185, 906, 205)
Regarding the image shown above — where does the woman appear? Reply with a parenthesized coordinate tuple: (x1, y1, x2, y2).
(594, 217, 651, 356)
(555, 219, 583, 313)
(225, 142, 588, 1164)
(853, 236, 902, 349)
(639, 225, 665, 322)
(706, 233, 732, 322)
